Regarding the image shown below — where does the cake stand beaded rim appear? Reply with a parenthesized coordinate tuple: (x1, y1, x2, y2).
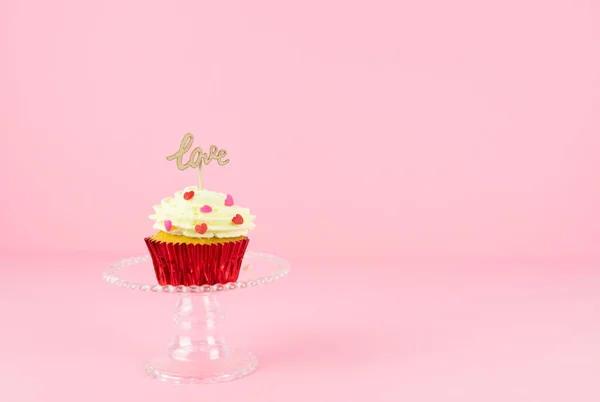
(103, 251, 290, 294)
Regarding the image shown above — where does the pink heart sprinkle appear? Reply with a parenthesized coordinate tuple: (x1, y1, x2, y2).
(164, 220, 172, 232)
(200, 205, 212, 213)
(225, 194, 234, 206)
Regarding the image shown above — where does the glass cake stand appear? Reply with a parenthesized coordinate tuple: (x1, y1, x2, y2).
(103, 252, 290, 384)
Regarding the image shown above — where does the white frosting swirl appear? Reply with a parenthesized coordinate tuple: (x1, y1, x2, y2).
(149, 186, 255, 238)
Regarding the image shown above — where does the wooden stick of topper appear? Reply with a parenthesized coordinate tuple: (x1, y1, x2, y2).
(166, 133, 230, 190)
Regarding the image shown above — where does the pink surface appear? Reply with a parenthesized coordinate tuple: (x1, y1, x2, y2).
(1, 254, 600, 401)
(1, 0, 600, 400)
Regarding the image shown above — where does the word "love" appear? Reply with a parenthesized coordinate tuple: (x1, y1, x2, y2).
(166, 133, 230, 170)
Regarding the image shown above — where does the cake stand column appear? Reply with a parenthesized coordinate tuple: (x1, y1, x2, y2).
(145, 294, 257, 384)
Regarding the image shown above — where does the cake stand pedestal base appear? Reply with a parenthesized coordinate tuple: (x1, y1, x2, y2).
(103, 252, 290, 384)
(145, 294, 257, 384)
(146, 349, 257, 384)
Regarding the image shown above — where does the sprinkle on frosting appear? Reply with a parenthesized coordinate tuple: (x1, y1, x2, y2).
(195, 223, 208, 234)
(183, 191, 195, 200)
(200, 205, 212, 213)
(164, 220, 172, 232)
(232, 214, 244, 225)
(150, 186, 255, 239)
(225, 194, 234, 206)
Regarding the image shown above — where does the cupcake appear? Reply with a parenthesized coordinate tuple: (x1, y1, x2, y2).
(145, 186, 255, 286)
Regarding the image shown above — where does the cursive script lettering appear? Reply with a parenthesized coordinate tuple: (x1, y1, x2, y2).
(166, 133, 230, 170)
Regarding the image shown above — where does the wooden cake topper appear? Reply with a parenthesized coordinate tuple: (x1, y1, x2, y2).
(166, 133, 229, 190)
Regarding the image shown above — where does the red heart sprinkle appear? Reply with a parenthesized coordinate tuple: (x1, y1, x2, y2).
(183, 191, 194, 200)
(194, 223, 208, 234)
(232, 214, 244, 225)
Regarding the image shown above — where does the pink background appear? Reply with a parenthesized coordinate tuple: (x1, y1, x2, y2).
(1, 0, 599, 401)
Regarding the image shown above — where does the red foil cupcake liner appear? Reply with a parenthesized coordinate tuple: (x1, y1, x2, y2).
(144, 237, 250, 286)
